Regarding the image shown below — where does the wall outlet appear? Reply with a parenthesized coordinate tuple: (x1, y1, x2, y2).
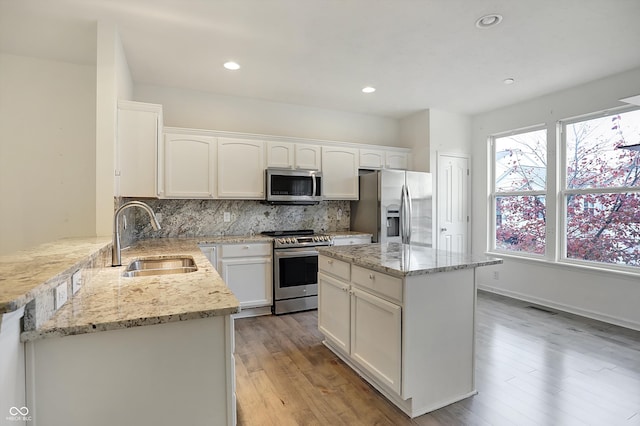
(72, 270, 82, 294)
(337, 209, 342, 220)
(55, 282, 68, 310)
(223, 212, 231, 222)
(493, 271, 500, 280)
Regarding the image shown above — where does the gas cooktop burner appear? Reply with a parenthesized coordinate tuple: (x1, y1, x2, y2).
(261, 230, 333, 248)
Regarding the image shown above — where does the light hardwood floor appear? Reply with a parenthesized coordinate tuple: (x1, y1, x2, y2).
(234, 291, 640, 425)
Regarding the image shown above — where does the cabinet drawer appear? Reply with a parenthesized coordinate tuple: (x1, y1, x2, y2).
(352, 265, 402, 303)
(219, 243, 271, 258)
(318, 255, 350, 281)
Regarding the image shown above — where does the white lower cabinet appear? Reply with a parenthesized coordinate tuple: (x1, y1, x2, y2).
(350, 287, 401, 394)
(26, 316, 236, 426)
(0, 308, 26, 421)
(217, 243, 272, 311)
(318, 254, 477, 418)
(318, 273, 350, 353)
(318, 259, 402, 395)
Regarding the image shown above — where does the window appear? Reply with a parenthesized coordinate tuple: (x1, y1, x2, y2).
(491, 128, 547, 255)
(561, 108, 640, 268)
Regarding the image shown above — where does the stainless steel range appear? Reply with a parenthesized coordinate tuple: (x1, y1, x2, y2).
(262, 230, 333, 315)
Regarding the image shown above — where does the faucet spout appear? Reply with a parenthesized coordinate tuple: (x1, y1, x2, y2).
(112, 201, 161, 266)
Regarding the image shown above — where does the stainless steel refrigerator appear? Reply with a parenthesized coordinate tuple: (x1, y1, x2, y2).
(350, 169, 433, 246)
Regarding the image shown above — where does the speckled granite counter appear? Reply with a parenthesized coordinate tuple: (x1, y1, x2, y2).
(0, 237, 112, 314)
(318, 242, 502, 278)
(5, 232, 372, 341)
(20, 238, 243, 341)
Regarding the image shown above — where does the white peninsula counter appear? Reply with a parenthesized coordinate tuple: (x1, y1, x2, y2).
(316, 243, 502, 418)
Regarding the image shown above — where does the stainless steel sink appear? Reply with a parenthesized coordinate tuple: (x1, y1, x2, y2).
(122, 256, 197, 278)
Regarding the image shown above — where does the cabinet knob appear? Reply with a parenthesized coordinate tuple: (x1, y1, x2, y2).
(369, 273, 375, 280)
(440, 228, 448, 232)
(328, 259, 333, 264)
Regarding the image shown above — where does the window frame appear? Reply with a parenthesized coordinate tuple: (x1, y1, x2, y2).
(488, 124, 548, 259)
(558, 105, 640, 273)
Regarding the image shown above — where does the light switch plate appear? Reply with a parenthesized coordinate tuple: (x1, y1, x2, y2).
(55, 282, 68, 310)
(223, 212, 231, 222)
(72, 270, 82, 294)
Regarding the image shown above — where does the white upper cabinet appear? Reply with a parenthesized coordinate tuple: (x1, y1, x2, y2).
(359, 149, 386, 169)
(164, 133, 216, 198)
(116, 101, 162, 197)
(266, 141, 321, 170)
(266, 141, 294, 168)
(385, 151, 409, 170)
(295, 144, 321, 170)
(217, 138, 265, 199)
(360, 148, 409, 170)
(322, 146, 359, 200)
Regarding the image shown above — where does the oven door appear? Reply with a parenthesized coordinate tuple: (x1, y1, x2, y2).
(274, 248, 319, 300)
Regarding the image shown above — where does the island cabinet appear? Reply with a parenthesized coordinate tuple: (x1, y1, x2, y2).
(318, 252, 480, 418)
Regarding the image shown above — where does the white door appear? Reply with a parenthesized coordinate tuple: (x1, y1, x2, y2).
(437, 153, 470, 254)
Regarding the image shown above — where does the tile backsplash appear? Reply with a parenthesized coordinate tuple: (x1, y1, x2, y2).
(120, 198, 350, 243)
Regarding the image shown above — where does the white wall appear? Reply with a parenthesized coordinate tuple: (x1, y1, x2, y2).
(428, 109, 471, 173)
(0, 53, 96, 255)
(134, 84, 399, 146)
(471, 67, 640, 330)
(399, 110, 429, 171)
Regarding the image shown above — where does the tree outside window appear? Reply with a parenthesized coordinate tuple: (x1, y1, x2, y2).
(492, 128, 547, 255)
(563, 109, 640, 268)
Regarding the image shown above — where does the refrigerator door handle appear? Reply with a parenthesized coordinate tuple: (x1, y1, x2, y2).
(400, 185, 406, 243)
(405, 184, 413, 244)
(401, 184, 412, 244)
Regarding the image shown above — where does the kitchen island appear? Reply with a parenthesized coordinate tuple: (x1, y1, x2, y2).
(317, 243, 502, 418)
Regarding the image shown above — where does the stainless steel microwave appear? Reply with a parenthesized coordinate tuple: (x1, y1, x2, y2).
(265, 168, 323, 205)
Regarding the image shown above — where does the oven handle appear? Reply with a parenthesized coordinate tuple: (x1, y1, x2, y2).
(274, 249, 319, 258)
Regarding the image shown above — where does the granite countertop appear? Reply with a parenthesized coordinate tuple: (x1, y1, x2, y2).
(0, 237, 112, 314)
(21, 238, 240, 341)
(318, 242, 503, 278)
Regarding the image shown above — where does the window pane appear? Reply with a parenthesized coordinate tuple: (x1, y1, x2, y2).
(566, 193, 640, 267)
(495, 196, 546, 254)
(495, 129, 547, 192)
(566, 109, 640, 190)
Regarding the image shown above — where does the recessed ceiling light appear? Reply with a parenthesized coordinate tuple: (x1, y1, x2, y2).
(223, 61, 240, 71)
(475, 14, 503, 29)
(503, 78, 515, 85)
(362, 86, 376, 93)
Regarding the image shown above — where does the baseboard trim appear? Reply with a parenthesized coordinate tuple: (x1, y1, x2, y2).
(478, 284, 640, 332)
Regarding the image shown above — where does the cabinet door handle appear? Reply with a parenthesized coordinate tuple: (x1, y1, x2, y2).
(327, 259, 333, 264)
(369, 273, 375, 280)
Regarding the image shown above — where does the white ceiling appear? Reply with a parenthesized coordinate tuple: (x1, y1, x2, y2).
(1, 0, 640, 118)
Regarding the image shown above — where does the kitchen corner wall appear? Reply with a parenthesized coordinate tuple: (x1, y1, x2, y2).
(121, 199, 350, 243)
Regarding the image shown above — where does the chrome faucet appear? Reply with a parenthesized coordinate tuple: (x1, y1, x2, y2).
(112, 201, 161, 266)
